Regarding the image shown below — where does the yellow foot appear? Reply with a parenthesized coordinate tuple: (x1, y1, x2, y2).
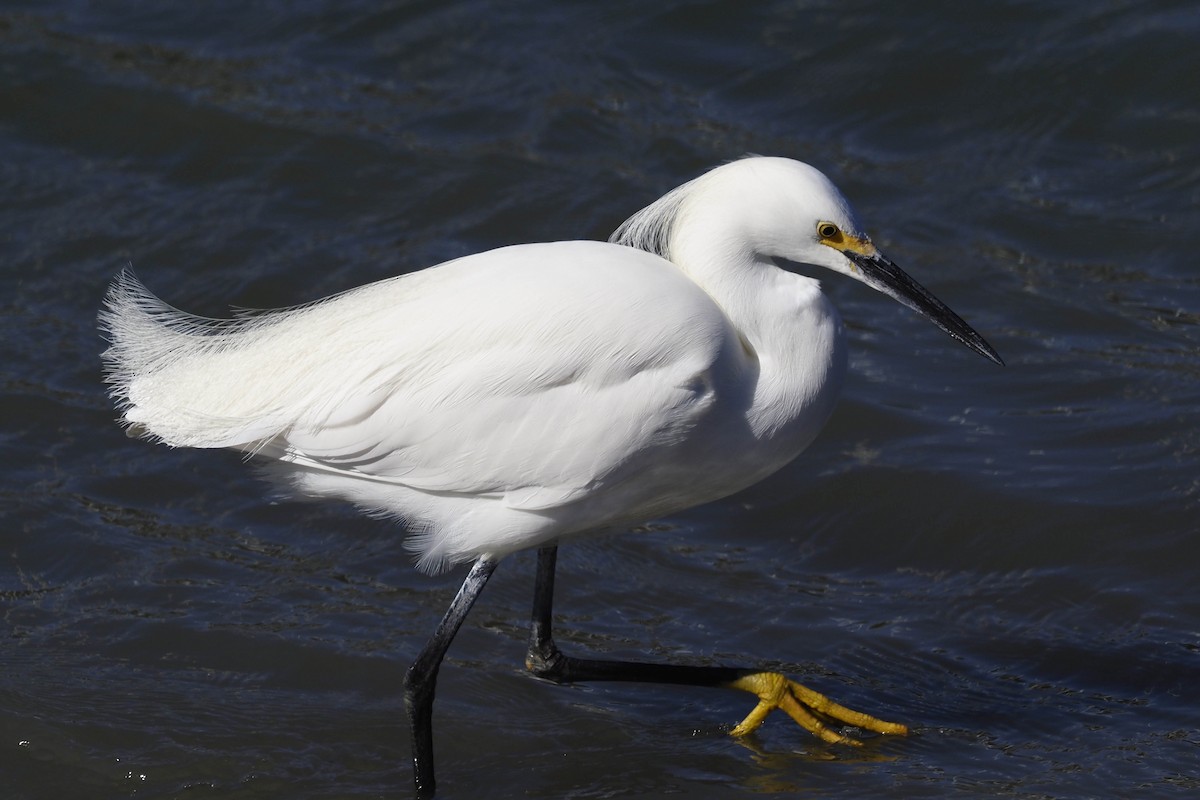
(725, 672, 908, 745)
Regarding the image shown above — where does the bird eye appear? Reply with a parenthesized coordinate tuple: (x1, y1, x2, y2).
(817, 222, 839, 240)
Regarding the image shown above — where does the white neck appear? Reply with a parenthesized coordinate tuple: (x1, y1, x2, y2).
(672, 216, 847, 449)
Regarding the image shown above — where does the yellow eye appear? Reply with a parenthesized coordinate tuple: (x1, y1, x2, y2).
(817, 221, 840, 240)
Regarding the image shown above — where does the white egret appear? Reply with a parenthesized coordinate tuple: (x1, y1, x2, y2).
(100, 156, 1002, 797)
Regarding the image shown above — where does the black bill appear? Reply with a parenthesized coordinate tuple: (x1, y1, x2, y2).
(844, 249, 1004, 366)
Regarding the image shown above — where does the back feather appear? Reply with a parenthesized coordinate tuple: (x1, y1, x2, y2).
(99, 268, 398, 449)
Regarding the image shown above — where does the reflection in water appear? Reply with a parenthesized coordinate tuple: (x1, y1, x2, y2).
(734, 730, 905, 794)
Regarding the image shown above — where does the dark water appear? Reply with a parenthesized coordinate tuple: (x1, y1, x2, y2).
(3, 1, 1199, 797)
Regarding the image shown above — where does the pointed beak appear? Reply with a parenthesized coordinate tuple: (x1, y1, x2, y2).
(843, 248, 1004, 366)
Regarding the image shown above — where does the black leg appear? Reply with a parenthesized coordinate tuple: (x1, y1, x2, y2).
(404, 556, 499, 798)
(526, 544, 745, 687)
(524, 545, 906, 743)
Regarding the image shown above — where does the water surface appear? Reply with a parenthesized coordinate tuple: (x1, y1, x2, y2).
(2, 1, 1198, 797)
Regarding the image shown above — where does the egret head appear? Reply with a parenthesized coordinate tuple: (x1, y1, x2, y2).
(616, 157, 1003, 366)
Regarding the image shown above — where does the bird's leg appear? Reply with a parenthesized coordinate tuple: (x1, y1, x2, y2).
(525, 545, 906, 744)
(405, 556, 499, 799)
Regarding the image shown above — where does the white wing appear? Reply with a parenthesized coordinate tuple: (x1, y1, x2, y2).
(102, 241, 746, 512)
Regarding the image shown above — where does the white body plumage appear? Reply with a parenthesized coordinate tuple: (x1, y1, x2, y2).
(102, 157, 997, 573)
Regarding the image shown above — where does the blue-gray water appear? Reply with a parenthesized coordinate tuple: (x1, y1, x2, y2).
(3, 1, 1198, 797)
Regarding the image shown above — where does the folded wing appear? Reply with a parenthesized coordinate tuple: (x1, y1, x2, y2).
(101, 241, 743, 513)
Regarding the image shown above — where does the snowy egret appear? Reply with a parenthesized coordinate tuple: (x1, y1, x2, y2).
(100, 156, 1002, 796)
